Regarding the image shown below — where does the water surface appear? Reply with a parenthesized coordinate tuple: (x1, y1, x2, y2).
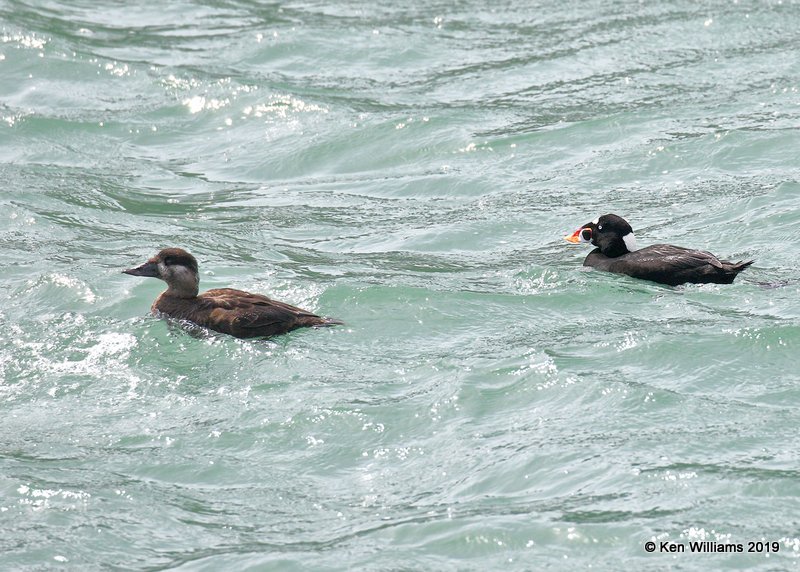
(2, 1, 800, 570)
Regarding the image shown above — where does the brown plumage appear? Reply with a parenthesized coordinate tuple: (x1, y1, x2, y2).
(123, 248, 341, 338)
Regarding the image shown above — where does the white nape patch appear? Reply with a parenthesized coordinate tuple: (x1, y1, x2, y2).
(622, 232, 639, 252)
(591, 217, 599, 225)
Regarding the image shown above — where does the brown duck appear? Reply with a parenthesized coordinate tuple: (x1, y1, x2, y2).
(123, 248, 341, 338)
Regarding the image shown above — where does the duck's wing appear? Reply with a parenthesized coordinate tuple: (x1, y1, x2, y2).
(626, 244, 723, 268)
(198, 288, 330, 338)
(609, 245, 750, 285)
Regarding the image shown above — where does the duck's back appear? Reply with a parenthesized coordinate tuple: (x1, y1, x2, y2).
(584, 244, 753, 286)
(154, 288, 335, 338)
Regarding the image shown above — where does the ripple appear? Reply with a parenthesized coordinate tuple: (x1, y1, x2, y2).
(1, 0, 799, 570)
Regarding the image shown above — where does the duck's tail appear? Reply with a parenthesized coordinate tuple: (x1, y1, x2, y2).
(729, 259, 754, 273)
(306, 316, 344, 328)
(721, 259, 754, 282)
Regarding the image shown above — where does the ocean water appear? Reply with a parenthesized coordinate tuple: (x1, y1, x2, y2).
(2, 1, 800, 570)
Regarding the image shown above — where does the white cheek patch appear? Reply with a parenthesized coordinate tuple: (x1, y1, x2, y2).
(157, 261, 168, 279)
(622, 232, 639, 252)
(173, 265, 198, 285)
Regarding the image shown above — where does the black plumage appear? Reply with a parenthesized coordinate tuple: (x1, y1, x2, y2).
(565, 214, 753, 286)
(123, 248, 341, 338)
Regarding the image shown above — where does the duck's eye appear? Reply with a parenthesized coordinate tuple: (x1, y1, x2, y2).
(581, 228, 592, 241)
(163, 257, 173, 266)
(597, 224, 603, 231)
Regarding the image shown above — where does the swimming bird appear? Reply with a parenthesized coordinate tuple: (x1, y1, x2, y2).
(564, 214, 753, 286)
(123, 248, 341, 338)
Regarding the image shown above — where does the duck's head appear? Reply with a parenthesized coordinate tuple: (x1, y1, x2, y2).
(123, 247, 200, 298)
(564, 214, 638, 258)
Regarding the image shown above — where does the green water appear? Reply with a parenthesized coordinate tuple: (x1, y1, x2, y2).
(2, 1, 800, 570)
